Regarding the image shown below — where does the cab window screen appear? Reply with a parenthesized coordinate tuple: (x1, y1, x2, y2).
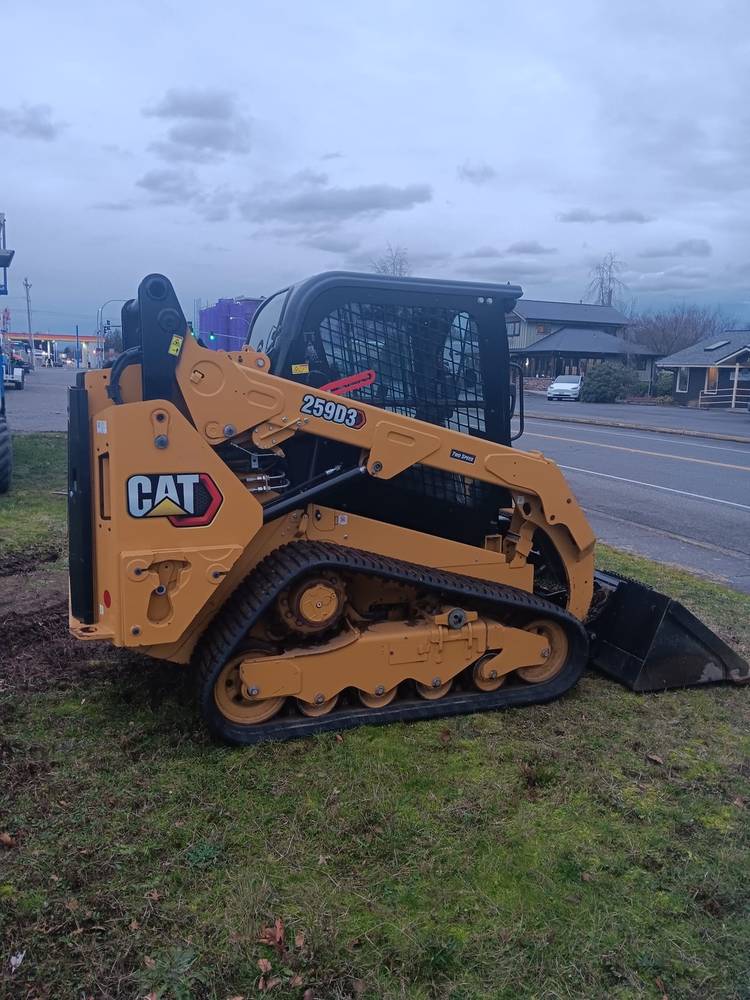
(316, 302, 485, 437)
(315, 300, 487, 507)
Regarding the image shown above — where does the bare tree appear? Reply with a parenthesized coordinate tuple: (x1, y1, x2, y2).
(627, 304, 737, 356)
(586, 251, 627, 307)
(371, 242, 410, 277)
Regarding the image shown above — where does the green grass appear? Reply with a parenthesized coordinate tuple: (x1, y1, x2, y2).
(0, 432, 67, 559)
(1, 433, 749, 999)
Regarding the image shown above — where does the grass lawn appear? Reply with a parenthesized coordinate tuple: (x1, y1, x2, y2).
(1, 434, 749, 999)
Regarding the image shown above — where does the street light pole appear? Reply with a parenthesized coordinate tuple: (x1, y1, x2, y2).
(96, 298, 127, 368)
(23, 276, 35, 370)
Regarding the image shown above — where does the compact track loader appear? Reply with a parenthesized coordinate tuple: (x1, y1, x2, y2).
(67, 273, 748, 744)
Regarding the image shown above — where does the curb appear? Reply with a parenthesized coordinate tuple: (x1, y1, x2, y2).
(522, 411, 750, 445)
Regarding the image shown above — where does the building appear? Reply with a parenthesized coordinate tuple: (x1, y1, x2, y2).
(656, 330, 750, 408)
(508, 298, 629, 348)
(199, 296, 263, 352)
(508, 299, 657, 381)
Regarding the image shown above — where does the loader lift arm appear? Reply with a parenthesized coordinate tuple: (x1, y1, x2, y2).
(174, 332, 596, 618)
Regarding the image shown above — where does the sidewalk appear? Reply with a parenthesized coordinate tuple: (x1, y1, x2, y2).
(522, 396, 750, 444)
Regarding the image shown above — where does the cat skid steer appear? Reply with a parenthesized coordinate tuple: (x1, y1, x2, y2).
(67, 273, 748, 744)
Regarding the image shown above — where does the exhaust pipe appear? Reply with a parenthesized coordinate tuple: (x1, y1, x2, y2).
(589, 570, 749, 691)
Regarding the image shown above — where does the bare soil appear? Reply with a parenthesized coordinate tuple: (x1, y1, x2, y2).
(0, 561, 147, 694)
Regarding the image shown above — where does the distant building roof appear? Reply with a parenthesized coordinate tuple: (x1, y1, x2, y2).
(656, 330, 750, 368)
(513, 326, 659, 356)
(513, 298, 630, 326)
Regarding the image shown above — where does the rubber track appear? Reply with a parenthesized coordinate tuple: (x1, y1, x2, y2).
(194, 541, 590, 745)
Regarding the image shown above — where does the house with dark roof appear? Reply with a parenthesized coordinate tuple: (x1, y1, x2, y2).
(507, 298, 658, 381)
(508, 298, 630, 349)
(656, 331, 750, 408)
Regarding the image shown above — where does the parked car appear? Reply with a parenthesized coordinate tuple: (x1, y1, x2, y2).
(547, 374, 583, 401)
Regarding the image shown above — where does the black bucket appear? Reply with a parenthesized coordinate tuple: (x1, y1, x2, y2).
(589, 570, 749, 692)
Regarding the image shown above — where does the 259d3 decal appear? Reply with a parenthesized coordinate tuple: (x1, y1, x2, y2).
(300, 393, 365, 428)
(126, 473, 223, 527)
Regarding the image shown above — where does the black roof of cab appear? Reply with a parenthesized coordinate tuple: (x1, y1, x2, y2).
(278, 270, 524, 337)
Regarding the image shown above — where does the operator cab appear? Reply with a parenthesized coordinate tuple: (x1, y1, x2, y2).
(247, 271, 523, 545)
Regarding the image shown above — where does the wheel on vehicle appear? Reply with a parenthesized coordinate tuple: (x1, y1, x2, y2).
(14, 378, 24, 390)
(0, 416, 12, 494)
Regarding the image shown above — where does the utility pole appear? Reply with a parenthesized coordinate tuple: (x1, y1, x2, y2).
(75, 323, 80, 369)
(23, 277, 35, 370)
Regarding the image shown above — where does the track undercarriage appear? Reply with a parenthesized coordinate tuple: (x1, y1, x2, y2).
(195, 542, 590, 745)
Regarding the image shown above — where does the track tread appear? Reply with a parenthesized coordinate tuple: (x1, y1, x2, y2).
(194, 541, 590, 745)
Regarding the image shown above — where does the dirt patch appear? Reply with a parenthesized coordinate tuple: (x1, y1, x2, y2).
(0, 561, 70, 623)
(0, 581, 142, 694)
(0, 544, 61, 578)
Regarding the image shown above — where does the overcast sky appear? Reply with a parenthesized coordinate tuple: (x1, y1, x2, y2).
(2, 0, 749, 333)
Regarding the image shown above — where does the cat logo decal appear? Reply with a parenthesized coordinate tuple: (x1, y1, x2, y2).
(126, 473, 223, 527)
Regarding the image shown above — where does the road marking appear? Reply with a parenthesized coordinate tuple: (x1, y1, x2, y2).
(560, 464, 750, 511)
(524, 417, 750, 456)
(525, 430, 750, 472)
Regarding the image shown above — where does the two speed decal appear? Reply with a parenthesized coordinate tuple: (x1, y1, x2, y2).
(300, 393, 365, 428)
(450, 448, 476, 464)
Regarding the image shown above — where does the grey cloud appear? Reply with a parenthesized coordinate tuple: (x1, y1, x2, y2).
(303, 234, 361, 253)
(151, 119, 251, 160)
(410, 250, 454, 269)
(606, 103, 750, 195)
(627, 266, 710, 292)
(462, 245, 504, 259)
(639, 238, 712, 258)
(196, 187, 236, 222)
(92, 200, 134, 211)
(321, 151, 344, 160)
(494, 258, 559, 277)
(0, 103, 65, 140)
(290, 169, 329, 187)
(558, 207, 653, 224)
(144, 88, 237, 120)
(145, 87, 251, 161)
(457, 161, 497, 185)
(136, 168, 201, 205)
(506, 240, 558, 255)
(243, 182, 432, 224)
(462, 258, 558, 279)
(462, 241, 557, 259)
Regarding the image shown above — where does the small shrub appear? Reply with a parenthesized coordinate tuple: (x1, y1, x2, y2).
(654, 370, 675, 395)
(627, 380, 649, 398)
(580, 364, 640, 403)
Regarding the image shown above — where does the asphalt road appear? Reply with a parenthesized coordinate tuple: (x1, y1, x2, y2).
(4, 366, 78, 431)
(7, 370, 750, 592)
(518, 414, 750, 593)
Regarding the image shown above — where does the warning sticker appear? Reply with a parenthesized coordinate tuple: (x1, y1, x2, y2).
(168, 334, 184, 357)
(291, 362, 310, 374)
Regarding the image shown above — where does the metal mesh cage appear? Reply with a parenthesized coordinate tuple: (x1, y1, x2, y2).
(314, 301, 489, 506)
